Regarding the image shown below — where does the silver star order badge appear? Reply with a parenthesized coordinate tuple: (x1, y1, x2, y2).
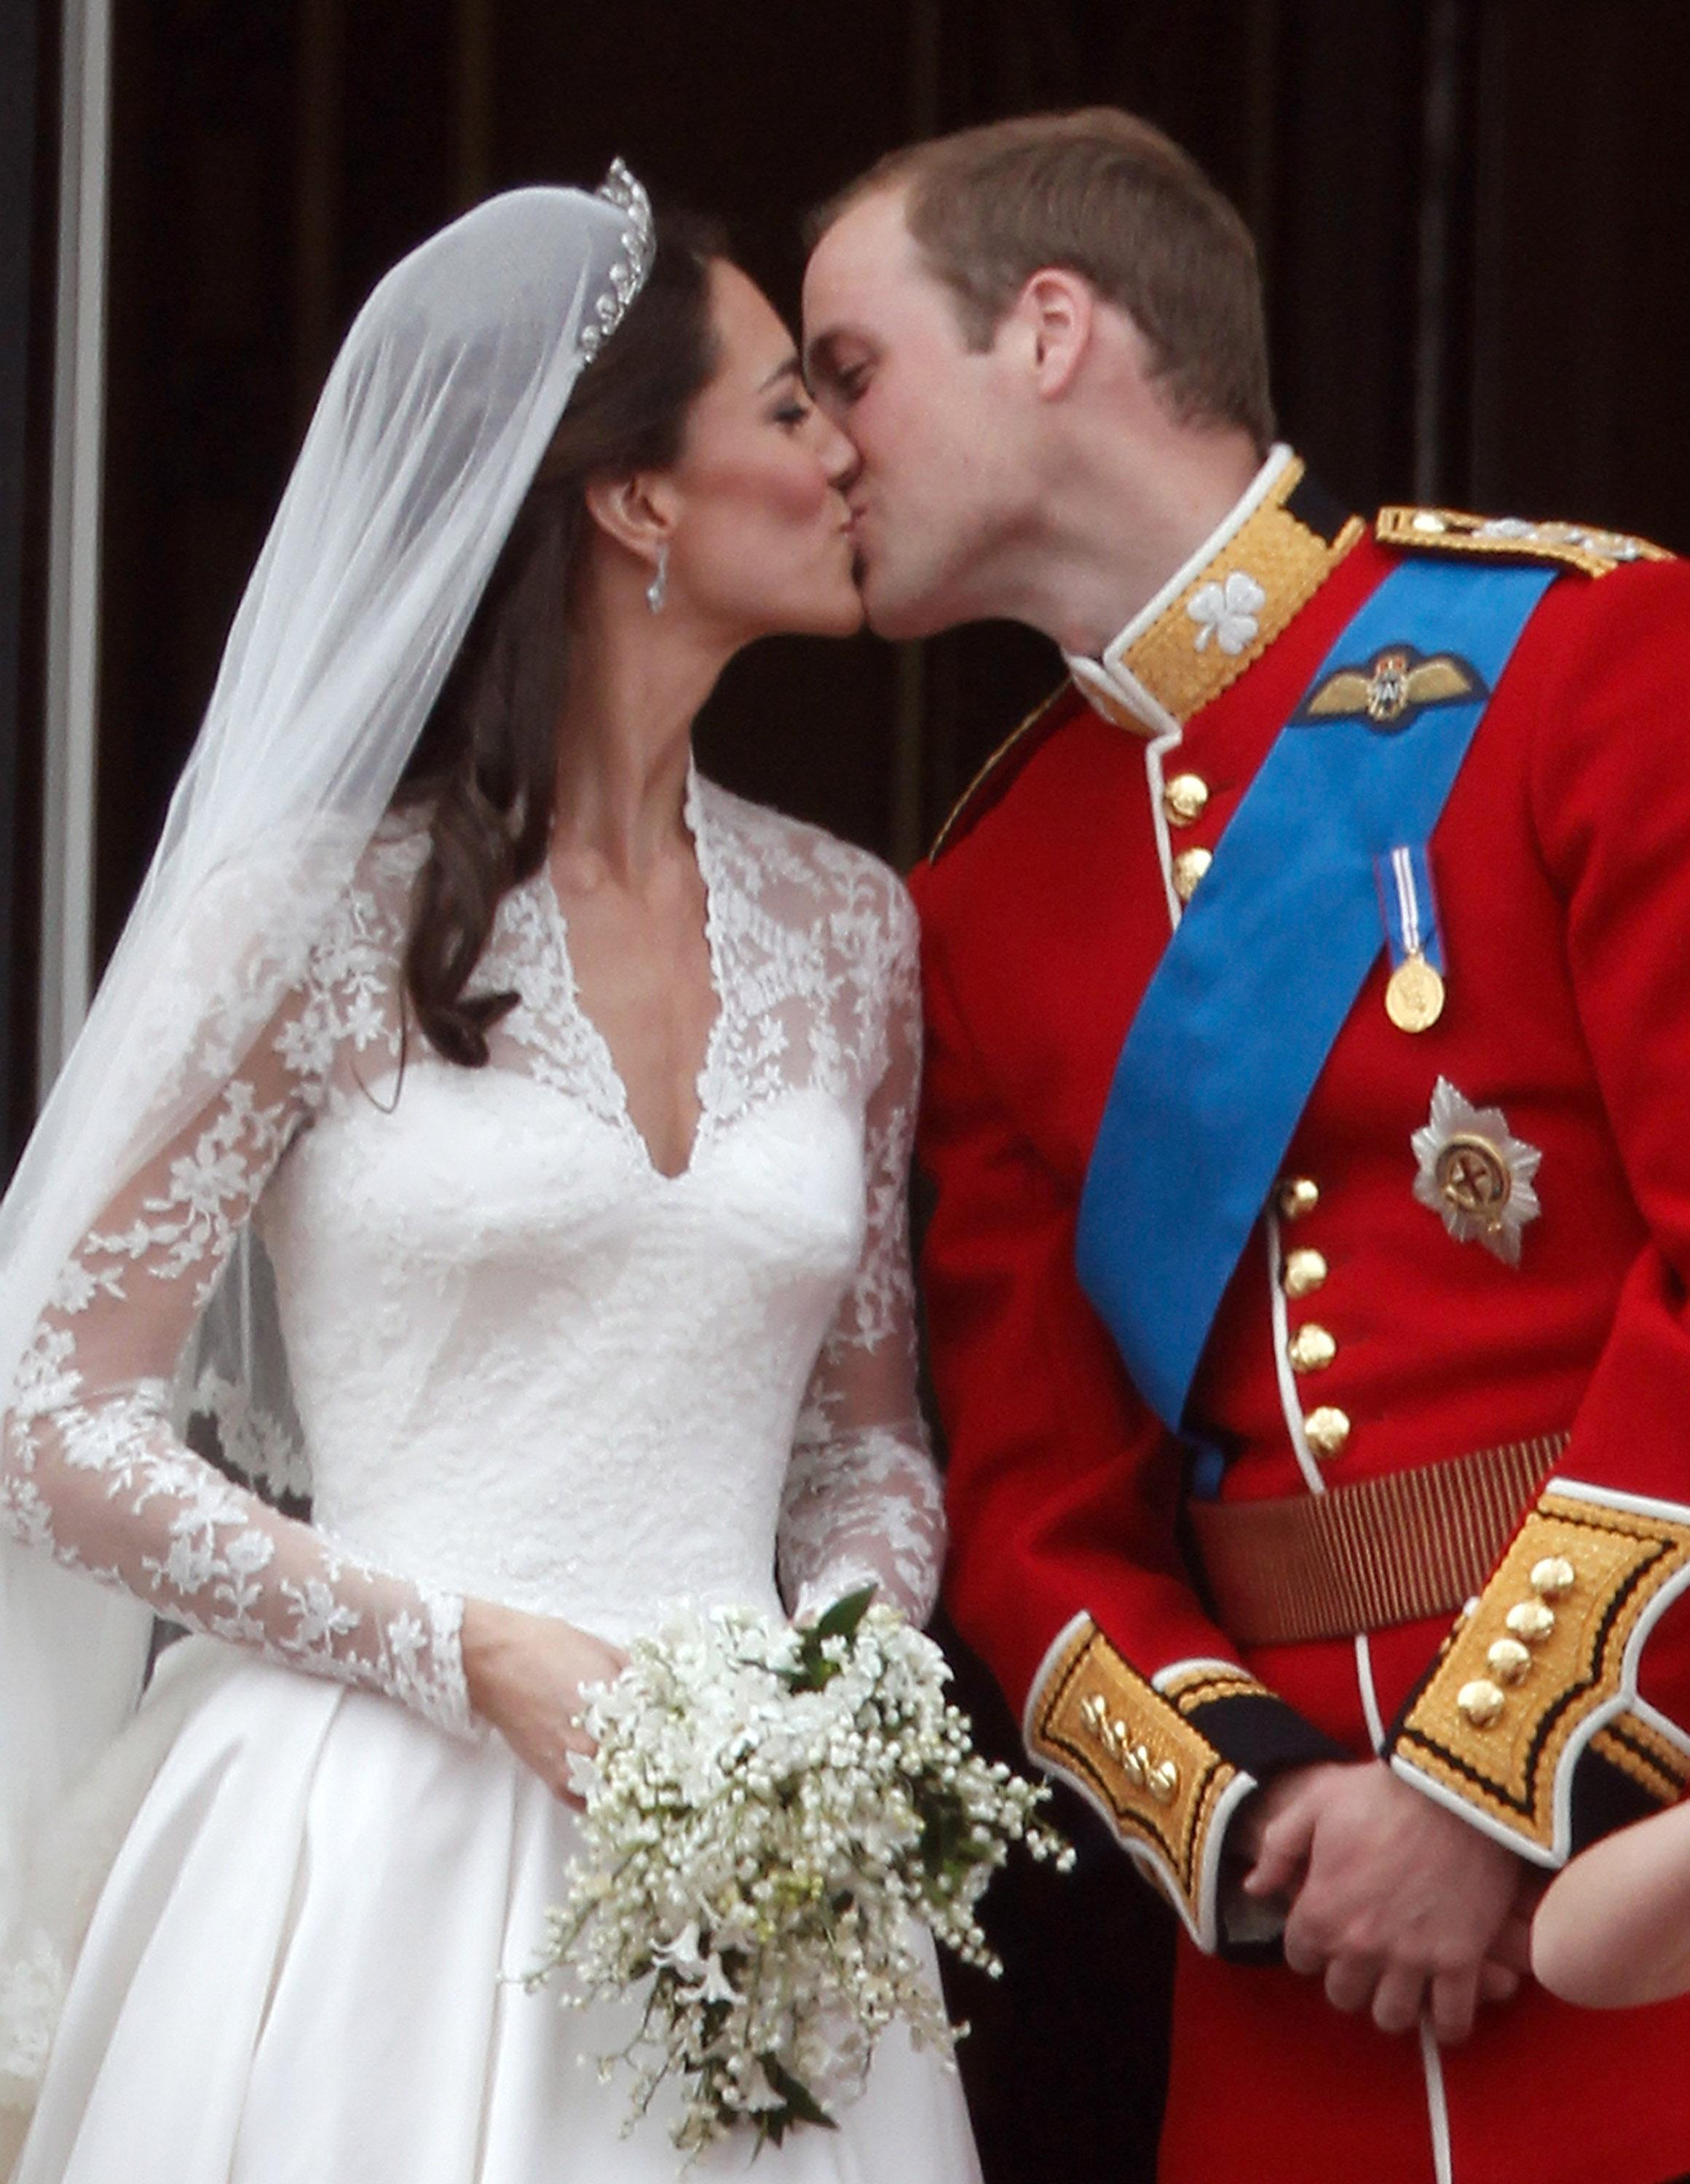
(1411, 1077, 1542, 1267)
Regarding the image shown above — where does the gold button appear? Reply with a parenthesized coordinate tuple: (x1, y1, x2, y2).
(1486, 1637, 1532, 1685)
(1505, 1599, 1555, 1644)
(1287, 1323, 1337, 1373)
(1277, 1176, 1320, 1222)
(1282, 1247, 1328, 1299)
(1146, 1758, 1180, 1805)
(1172, 847, 1212, 902)
(1531, 1556, 1576, 1602)
(1303, 1406, 1351, 1460)
(1163, 773, 1210, 828)
(1457, 1678, 1506, 1728)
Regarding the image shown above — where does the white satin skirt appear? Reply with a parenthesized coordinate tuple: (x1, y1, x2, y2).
(12, 1646, 982, 2183)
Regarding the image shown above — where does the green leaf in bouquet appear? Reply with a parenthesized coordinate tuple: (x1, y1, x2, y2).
(917, 1795, 975, 1881)
(753, 2052, 838, 2149)
(812, 1584, 877, 1645)
(783, 1584, 877, 1691)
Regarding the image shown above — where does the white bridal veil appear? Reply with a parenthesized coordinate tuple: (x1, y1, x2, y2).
(0, 166, 655, 2046)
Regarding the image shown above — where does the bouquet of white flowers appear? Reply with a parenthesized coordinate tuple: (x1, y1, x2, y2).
(524, 1587, 1069, 2156)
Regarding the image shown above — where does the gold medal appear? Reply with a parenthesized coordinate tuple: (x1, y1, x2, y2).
(1386, 950, 1445, 1033)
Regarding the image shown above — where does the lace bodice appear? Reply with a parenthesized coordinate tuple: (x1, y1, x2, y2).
(0, 774, 944, 1740)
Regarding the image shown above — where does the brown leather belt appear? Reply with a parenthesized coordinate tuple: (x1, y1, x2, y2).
(1187, 1432, 1570, 1647)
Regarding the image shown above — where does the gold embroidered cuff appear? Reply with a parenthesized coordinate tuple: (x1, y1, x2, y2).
(1390, 1480, 1690, 1862)
(1589, 1712, 1690, 1806)
(1024, 1616, 1257, 1950)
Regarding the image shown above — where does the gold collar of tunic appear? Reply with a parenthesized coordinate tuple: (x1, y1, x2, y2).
(1067, 446, 1365, 738)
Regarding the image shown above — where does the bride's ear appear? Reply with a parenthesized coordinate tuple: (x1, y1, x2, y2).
(582, 472, 679, 581)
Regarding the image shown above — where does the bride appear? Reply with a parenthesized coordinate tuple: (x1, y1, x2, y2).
(0, 167, 981, 2180)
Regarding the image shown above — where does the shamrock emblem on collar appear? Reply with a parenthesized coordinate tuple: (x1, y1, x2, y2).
(1186, 569, 1266, 657)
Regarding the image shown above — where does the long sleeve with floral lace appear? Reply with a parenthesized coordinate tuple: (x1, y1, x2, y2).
(0, 965, 471, 1737)
(776, 883, 947, 1626)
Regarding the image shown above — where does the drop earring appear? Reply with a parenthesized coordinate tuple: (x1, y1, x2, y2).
(645, 542, 668, 615)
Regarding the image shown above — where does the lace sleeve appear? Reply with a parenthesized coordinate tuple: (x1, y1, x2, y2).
(0, 903, 470, 1738)
(776, 876, 946, 1626)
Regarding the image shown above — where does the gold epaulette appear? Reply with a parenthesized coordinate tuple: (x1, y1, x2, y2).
(928, 681, 1078, 863)
(1392, 1479, 1690, 1862)
(1377, 505, 1673, 579)
(1025, 1616, 1257, 1950)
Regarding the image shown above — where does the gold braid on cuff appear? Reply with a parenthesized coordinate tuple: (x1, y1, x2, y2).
(1025, 1617, 1255, 1949)
(1391, 1481, 1690, 1861)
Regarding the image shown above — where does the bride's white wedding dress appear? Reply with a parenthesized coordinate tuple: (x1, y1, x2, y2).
(0, 772, 982, 2182)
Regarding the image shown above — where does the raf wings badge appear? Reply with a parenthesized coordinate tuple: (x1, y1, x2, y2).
(1299, 646, 1481, 732)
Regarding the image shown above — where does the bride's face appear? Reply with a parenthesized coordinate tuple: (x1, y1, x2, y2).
(661, 261, 862, 643)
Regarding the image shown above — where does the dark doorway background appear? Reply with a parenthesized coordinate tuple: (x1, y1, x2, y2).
(87, 0, 1690, 978)
(9, 4, 1690, 2179)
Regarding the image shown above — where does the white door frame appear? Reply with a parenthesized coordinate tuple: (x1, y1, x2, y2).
(38, 0, 111, 1102)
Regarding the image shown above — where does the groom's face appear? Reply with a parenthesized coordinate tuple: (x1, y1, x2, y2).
(803, 188, 1016, 640)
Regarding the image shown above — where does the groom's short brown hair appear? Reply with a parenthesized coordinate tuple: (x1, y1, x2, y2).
(810, 108, 1274, 451)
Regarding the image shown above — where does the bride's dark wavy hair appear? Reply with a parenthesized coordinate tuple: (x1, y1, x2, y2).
(393, 207, 726, 1066)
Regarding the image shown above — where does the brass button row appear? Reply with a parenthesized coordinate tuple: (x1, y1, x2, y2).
(1079, 1691, 1180, 1805)
(1165, 773, 1212, 903)
(1277, 1176, 1347, 1460)
(1456, 1556, 1578, 1728)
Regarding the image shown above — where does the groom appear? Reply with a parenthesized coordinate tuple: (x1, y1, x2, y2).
(804, 108, 1690, 2184)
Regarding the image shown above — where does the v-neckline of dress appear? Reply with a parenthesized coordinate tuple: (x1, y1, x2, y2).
(535, 759, 727, 1185)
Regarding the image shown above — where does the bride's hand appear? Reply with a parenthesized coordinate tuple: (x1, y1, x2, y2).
(460, 1597, 628, 1808)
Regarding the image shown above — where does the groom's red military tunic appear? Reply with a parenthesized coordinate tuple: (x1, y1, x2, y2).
(911, 450, 1690, 2184)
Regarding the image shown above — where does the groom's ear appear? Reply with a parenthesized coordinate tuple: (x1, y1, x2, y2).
(1010, 269, 1096, 400)
(581, 470, 681, 558)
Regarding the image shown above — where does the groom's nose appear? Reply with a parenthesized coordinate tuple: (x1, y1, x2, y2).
(817, 414, 861, 492)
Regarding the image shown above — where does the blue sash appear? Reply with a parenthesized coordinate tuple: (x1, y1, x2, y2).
(1074, 556, 1555, 1438)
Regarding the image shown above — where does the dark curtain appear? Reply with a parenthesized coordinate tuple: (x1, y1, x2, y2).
(87, 1, 1690, 962)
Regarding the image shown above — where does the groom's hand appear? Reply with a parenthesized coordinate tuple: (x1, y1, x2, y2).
(1238, 1759, 1529, 2043)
